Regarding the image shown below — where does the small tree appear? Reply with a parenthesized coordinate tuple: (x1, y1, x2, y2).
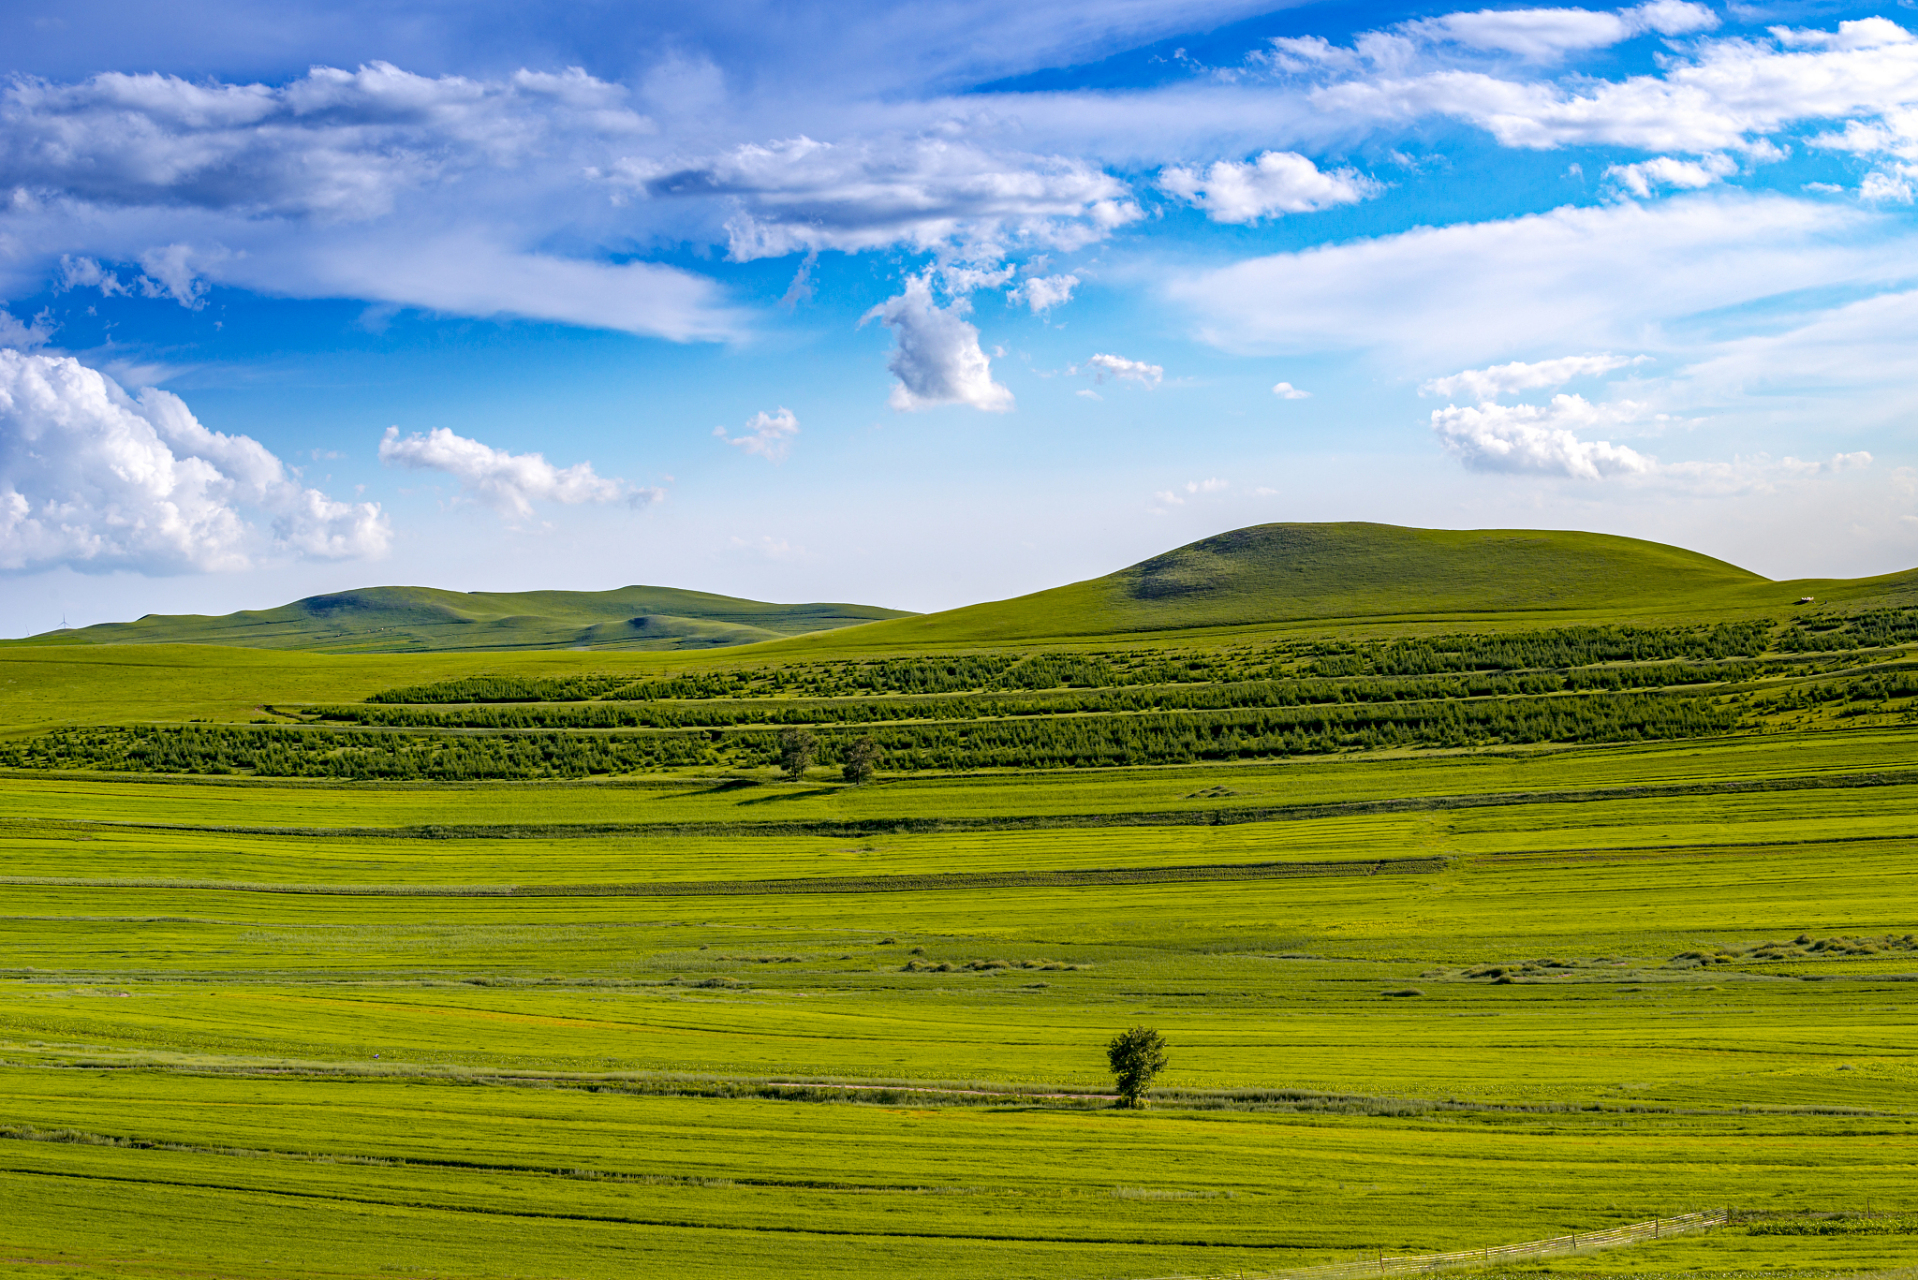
(777, 728, 816, 781)
(1106, 1026, 1167, 1109)
(842, 735, 881, 784)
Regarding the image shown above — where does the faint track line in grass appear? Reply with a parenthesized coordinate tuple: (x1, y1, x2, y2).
(1154, 1209, 1731, 1280)
(0, 1155, 1337, 1247)
(13, 765, 1917, 844)
(0, 855, 1445, 898)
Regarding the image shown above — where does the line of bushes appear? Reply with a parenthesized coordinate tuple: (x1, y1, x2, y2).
(1774, 607, 1918, 653)
(1302, 622, 1774, 677)
(361, 622, 1788, 707)
(2, 690, 1737, 779)
(320, 663, 1754, 731)
(366, 675, 635, 703)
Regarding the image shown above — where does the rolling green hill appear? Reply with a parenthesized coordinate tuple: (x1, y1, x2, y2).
(13, 584, 913, 654)
(798, 522, 1918, 651)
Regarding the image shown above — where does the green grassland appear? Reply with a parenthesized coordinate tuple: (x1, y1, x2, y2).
(1, 524, 1916, 1279)
(12, 584, 912, 654)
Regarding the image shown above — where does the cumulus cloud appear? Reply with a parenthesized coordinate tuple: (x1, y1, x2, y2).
(1009, 273, 1078, 315)
(640, 135, 1140, 261)
(1422, 353, 1640, 400)
(1432, 395, 1657, 479)
(1416, 347, 1703, 481)
(0, 62, 653, 220)
(1423, 351, 1665, 480)
(1272, 381, 1311, 399)
(862, 275, 1013, 412)
(1403, 3, 1717, 61)
(0, 350, 387, 573)
(1861, 170, 1916, 203)
(1159, 151, 1377, 223)
(378, 426, 651, 519)
(714, 407, 800, 462)
(1087, 353, 1163, 386)
(1267, 12, 1918, 162)
(0, 63, 738, 340)
(1604, 152, 1739, 198)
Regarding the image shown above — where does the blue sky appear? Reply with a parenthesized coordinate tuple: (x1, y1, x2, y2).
(5, 0, 1918, 633)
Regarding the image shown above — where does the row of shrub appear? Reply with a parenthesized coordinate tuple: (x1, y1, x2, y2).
(1754, 669, 1918, 711)
(366, 674, 635, 703)
(363, 624, 1787, 707)
(3, 691, 1737, 779)
(1773, 607, 1918, 653)
(320, 663, 1754, 731)
(1301, 622, 1774, 677)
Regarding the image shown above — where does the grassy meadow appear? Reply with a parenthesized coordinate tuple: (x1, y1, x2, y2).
(3, 532, 1917, 1279)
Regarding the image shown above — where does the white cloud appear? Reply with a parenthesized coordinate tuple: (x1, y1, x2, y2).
(1262, 2, 1715, 73)
(1422, 353, 1639, 400)
(862, 275, 1013, 412)
(1406, 8, 1626, 60)
(0, 63, 653, 220)
(0, 309, 53, 349)
(714, 407, 800, 462)
(57, 257, 129, 297)
(1407, 3, 1716, 61)
(1432, 395, 1657, 479)
(1272, 381, 1311, 399)
(1149, 477, 1229, 510)
(378, 426, 649, 519)
(1861, 169, 1916, 203)
(1159, 151, 1377, 223)
(0, 350, 387, 573)
(266, 236, 742, 342)
(1630, 1, 1720, 37)
(136, 244, 212, 308)
(1088, 353, 1163, 386)
(1170, 194, 1907, 366)
(1277, 14, 1918, 157)
(1009, 273, 1078, 314)
(640, 135, 1140, 261)
(1604, 152, 1738, 198)
(0, 64, 740, 340)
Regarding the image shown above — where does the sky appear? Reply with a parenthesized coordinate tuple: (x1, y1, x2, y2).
(5, 0, 1918, 633)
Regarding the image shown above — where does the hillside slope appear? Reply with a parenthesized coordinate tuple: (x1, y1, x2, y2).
(788, 522, 1918, 651)
(15, 585, 914, 654)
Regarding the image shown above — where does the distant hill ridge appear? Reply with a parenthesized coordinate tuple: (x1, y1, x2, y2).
(22, 584, 914, 653)
(785, 522, 1918, 651)
(19, 523, 1918, 655)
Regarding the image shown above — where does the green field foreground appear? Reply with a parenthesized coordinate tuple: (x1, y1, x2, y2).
(4, 727, 1918, 1275)
(4, 547, 1918, 1279)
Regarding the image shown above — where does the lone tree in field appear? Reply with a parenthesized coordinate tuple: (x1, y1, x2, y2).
(1106, 1026, 1167, 1109)
(777, 728, 816, 781)
(842, 735, 881, 784)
